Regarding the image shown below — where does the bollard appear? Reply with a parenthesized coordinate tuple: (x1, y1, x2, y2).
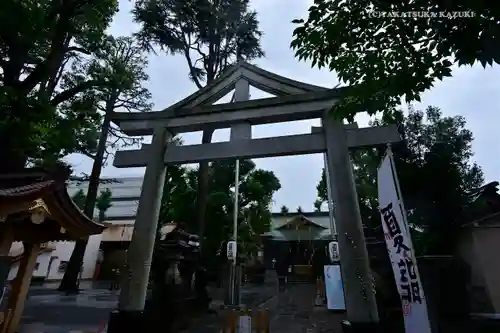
(220, 308, 270, 333)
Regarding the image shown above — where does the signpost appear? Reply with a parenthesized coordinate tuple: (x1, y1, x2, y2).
(324, 265, 346, 310)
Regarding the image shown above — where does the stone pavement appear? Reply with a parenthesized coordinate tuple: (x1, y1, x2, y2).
(18, 283, 277, 333)
(264, 284, 345, 333)
(18, 282, 345, 333)
(184, 284, 345, 333)
(20, 288, 116, 333)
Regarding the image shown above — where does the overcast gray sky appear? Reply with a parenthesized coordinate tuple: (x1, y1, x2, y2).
(67, 0, 500, 212)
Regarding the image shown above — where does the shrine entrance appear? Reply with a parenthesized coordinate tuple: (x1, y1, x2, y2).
(0, 167, 107, 333)
(108, 60, 402, 333)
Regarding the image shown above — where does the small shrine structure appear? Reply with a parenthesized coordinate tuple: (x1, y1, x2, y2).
(0, 167, 106, 333)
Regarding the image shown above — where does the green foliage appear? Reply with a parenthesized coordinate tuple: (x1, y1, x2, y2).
(64, 35, 152, 161)
(280, 205, 289, 214)
(70, 187, 113, 220)
(71, 189, 87, 210)
(159, 159, 281, 263)
(96, 188, 113, 212)
(96, 188, 113, 221)
(133, 0, 265, 240)
(291, 0, 500, 120)
(133, 0, 264, 87)
(296, 206, 303, 213)
(313, 200, 322, 212)
(316, 105, 483, 254)
(0, 0, 118, 170)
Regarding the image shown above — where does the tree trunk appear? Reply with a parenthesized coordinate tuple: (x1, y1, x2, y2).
(0, 124, 29, 173)
(58, 96, 115, 293)
(195, 129, 215, 241)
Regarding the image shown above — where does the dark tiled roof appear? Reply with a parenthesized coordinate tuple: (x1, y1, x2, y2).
(0, 180, 54, 197)
(0, 168, 106, 242)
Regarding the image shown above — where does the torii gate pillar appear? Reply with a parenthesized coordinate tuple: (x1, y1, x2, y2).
(323, 115, 380, 332)
(108, 126, 171, 333)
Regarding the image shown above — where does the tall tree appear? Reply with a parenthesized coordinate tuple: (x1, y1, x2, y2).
(96, 188, 113, 221)
(71, 188, 113, 217)
(59, 36, 152, 292)
(316, 106, 483, 254)
(133, 0, 264, 239)
(0, 0, 118, 172)
(296, 206, 303, 214)
(71, 189, 88, 210)
(313, 199, 322, 212)
(291, 1, 500, 120)
(280, 205, 289, 214)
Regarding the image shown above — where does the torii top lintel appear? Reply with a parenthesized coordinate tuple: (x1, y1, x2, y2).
(111, 60, 349, 136)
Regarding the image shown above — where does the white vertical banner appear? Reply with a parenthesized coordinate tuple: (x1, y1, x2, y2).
(377, 147, 432, 333)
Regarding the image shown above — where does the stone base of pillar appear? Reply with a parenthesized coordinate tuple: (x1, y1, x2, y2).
(341, 320, 382, 333)
(107, 309, 144, 333)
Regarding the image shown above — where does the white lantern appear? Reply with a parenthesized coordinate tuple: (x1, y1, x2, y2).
(30, 211, 45, 225)
(328, 241, 340, 262)
(226, 241, 237, 260)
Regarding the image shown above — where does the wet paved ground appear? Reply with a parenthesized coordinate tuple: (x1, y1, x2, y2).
(183, 284, 345, 333)
(18, 281, 345, 332)
(266, 284, 345, 333)
(20, 288, 116, 333)
(18, 282, 277, 333)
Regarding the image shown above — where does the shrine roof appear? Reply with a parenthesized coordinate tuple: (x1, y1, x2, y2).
(0, 168, 107, 242)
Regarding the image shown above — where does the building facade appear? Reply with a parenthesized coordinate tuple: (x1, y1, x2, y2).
(7, 177, 142, 281)
(8, 176, 335, 282)
(261, 212, 334, 277)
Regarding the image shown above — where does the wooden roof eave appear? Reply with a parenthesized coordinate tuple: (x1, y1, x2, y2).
(0, 181, 56, 218)
(41, 188, 106, 238)
(276, 215, 328, 231)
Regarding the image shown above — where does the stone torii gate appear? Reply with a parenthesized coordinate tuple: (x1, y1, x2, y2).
(107, 61, 401, 333)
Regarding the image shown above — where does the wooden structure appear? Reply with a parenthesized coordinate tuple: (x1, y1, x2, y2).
(0, 167, 106, 333)
(262, 214, 330, 280)
(219, 308, 270, 333)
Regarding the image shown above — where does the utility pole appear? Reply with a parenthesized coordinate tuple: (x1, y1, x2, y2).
(323, 153, 337, 238)
(228, 76, 250, 305)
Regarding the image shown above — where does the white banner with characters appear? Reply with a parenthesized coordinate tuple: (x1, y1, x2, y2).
(378, 147, 432, 333)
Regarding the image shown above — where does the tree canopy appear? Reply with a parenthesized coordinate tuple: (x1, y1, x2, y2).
(0, 0, 119, 171)
(316, 105, 483, 254)
(133, 0, 265, 240)
(71, 187, 113, 220)
(291, 0, 500, 120)
(158, 159, 281, 264)
(133, 0, 264, 87)
(58, 35, 152, 293)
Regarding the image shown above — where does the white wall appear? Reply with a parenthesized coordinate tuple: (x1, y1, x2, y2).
(68, 177, 143, 221)
(7, 235, 103, 281)
(8, 246, 54, 280)
(45, 235, 103, 280)
(104, 200, 139, 218)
